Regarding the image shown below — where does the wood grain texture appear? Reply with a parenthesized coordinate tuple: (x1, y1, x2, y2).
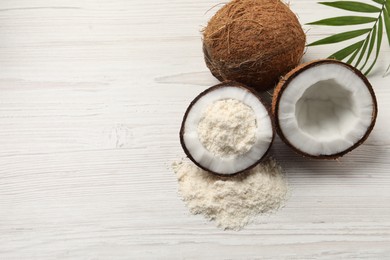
(0, 0, 389, 259)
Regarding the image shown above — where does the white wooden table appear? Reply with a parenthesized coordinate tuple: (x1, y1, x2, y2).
(0, 0, 389, 259)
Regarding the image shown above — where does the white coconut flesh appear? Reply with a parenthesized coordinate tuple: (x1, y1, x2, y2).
(182, 85, 273, 175)
(278, 63, 374, 156)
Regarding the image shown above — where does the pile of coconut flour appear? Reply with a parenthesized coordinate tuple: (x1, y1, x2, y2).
(172, 158, 288, 230)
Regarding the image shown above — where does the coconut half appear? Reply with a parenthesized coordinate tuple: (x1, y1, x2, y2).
(272, 59, 378, 159)
(180, 82, 274, 175)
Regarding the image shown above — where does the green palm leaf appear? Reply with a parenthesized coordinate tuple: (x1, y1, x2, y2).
(360, 24, 377, 70)
(347, 47, 361, 63)
(307, 16, 377, 26)
(385, 3, 390, 77)
(329, 40, 365, 60)
(365, 17, 383, 75)
(384, 8, 390, 45)
(319, 1, 381, 12)
(308, 0, 390, 76)
(307, 29, 371, 46)
(355, 34, 371, 67)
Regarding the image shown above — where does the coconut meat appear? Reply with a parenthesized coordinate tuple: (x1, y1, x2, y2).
(278, 63, 374, 156)
(183, 85, 273, 175)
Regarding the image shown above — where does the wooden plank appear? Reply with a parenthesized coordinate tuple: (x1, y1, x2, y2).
(0, 0, 389, 259)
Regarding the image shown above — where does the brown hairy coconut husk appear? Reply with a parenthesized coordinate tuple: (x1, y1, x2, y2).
(203, 0, 306, 92)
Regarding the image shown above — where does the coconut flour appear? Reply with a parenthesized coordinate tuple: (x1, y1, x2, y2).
(197, 99, 257, 157)
(172, 158, 288, 230)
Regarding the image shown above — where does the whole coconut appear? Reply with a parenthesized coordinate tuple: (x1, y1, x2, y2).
(203, 0, 306, 92)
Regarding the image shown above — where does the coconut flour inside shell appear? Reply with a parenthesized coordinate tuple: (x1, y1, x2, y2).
(198, 99, 257, 158)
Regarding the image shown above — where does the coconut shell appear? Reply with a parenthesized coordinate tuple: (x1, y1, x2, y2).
(180, 81, 275, 176)
(272, 59, 378, 159)
(203, 0, 306, 92)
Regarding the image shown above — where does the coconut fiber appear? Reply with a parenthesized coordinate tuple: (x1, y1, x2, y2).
(203, 0, 306, 91)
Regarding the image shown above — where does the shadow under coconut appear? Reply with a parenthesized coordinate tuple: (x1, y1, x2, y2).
(254, 88, 274, 108)
(269, 133, 387, 179)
